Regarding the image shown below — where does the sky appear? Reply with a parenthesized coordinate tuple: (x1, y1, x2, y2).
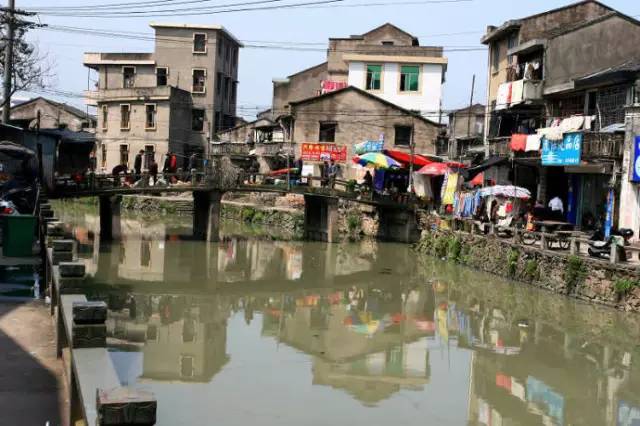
(16, 0, 640, 120)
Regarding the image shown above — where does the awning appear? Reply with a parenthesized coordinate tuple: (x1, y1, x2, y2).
(0, 141, 35, 159)
(417, 163, 449, 176)
(462, 156, 508, 180)
(384, 149, 435, 167)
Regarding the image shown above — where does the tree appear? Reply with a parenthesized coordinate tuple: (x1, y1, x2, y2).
(0, 14, 52, 110)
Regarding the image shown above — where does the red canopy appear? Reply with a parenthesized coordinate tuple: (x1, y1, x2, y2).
(417, 163, 450, 176)
(384, 149, 434, 167)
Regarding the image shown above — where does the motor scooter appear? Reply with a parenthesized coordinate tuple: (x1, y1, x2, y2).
(588, 228, 634, 261)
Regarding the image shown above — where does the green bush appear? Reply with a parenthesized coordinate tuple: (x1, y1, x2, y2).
(448, 237, 462, 261)
(565, 256, 587, 293)
(346, 179, 357, 192)
(346, 213, 361, 233)
(614, 279, 640, 297)
(252, 211, 265, 223)
(507, 249, 519, 277)
(524, 259, 539, 281)
(434, 236, 450, 258)
(242, 207, 256, 223)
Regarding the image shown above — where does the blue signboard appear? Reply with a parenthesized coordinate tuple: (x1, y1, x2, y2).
(631, 136, 640, 183)
(605, 188, 615, 238)
(541, 132, 582, 166)
(354, 140, 384, 155)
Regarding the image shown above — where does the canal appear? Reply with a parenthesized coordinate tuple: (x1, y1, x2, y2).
(56, 202, 640, 426)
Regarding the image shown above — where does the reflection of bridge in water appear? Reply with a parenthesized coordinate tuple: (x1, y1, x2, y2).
(50, 171, 420, 243)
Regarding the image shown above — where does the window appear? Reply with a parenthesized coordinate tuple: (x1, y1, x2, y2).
(180, 356, 195, 378)
(192, 108, 205, 132)
(216, 72, 223, 94)
(192, 69, 206, 93)
(366, 64, 382, 91)
(218, 39, 224, 58)
(144, 145, 155, 169)
(156, 67, 168, 86)
(193, 33, 207, 53)
(382, 41, 394, 46)
(491, 43, 500, 73)
(119, 104, 130, 130)
(145, 104, 157, 129)
(394, 125, 412, 146)
(400, 65, 420, 92)
(101, 105, 108, 130)
(319, 122, 337, 142)
(123, 66, 135, 88)
(507, 32, 518, 65)
(119, 144, 129, 166)
(101, 144, 107, 168)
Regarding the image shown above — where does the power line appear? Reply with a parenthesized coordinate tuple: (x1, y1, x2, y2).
(30, 0, 279, 12)
(31, 0, 473, 17)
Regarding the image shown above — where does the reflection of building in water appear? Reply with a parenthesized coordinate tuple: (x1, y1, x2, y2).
(462, 304, 640, 426)
(261, 286, 434, 404)
(117, 220, 167, 282)
(107, 295, 230, 383)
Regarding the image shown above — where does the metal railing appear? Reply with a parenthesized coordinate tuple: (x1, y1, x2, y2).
(441, 217, 640, 266)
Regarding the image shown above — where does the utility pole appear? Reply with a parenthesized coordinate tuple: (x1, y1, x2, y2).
(408, 117, 415, 194)
(2, 0, 15, 123)
(466, 74, 476, 138)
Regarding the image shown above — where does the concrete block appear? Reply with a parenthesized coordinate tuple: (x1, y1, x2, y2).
(73, 301, 107, 324)
(40, 209, 54, 218)
(58, 277, 86, 295)
(97, 387, 157, 426)
(52, 251, 74, 265)
(52, 239, 74, 252)
(72, 323, 106, 348)
(59, 262, 85, 278)
(40, 203, 52, 211)
(46, 222, 65, 236)
(43, 216, 59, 223)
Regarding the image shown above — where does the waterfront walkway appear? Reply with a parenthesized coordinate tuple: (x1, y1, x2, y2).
(0, 300, 67, 425)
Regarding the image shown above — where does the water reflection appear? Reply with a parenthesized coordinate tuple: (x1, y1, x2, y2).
(57, 207, 640, 426)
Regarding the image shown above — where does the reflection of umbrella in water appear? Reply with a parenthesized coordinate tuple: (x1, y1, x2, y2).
(352, 153, 401, 170)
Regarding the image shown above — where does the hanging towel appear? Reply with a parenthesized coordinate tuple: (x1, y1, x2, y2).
(510, 79, 524, 105)
(537, 127, 563, 141)
(525, 134, 542, 152)
(510, 134, 527, 152)
(496, 82, 512, 110)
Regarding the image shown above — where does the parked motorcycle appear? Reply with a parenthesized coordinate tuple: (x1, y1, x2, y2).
(588, 228, 634, 261)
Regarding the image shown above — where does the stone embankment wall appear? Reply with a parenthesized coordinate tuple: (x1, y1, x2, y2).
(415, 230, 640, 312)
(220, 201, 304, 239)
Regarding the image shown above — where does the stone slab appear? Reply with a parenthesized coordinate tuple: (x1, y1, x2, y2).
(52, 240, 74, 252)
(97, 387, 157, 426)
(72, 301, 107, 324)
(72, 323, 106, 348)
(40, 209, 54, 218)
(59, 262, 85, 278)
(52, 251, 74, 265)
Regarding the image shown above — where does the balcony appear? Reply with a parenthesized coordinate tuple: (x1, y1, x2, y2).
(496, 79, 543, 110)
(582, 132, 624, 159)
(84, 86, 173, 105)
(210, 143, 250, 156)
(255, 142, 295, 157)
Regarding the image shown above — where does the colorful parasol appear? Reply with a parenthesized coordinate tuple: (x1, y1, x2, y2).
(353, 152, 401, 169)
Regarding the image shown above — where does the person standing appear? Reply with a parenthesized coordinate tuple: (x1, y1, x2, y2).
(363, 170, 373, 192)
(548, 195, 564, 220)
(134, 150, 144, 179)
(149, 158, 159, 185)
(163, 152, 172, 174)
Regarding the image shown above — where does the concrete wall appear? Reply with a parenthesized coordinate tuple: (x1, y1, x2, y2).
(10, 99, 94, 131)
(449, 105, 485, 139)
(347, 62, 444, 121)
(100, 64, 157, 90)
(272, 63, 328, 117)
(545, 16, 640, 88)
(619, 105, 640, 240)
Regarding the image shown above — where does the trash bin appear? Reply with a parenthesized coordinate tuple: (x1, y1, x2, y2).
(2, 215, 36, 257)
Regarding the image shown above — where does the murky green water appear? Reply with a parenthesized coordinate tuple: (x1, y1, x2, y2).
(57, 202, 640, 426)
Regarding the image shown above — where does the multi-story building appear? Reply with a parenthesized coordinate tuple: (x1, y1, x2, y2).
(480, 1, 640, 232)
(273, 23, 447, 122)
(84, 22, 242, 172)
(447, 104, 485, 161)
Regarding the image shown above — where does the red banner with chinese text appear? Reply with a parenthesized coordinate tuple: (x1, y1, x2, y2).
(300, 143, 347, 163)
